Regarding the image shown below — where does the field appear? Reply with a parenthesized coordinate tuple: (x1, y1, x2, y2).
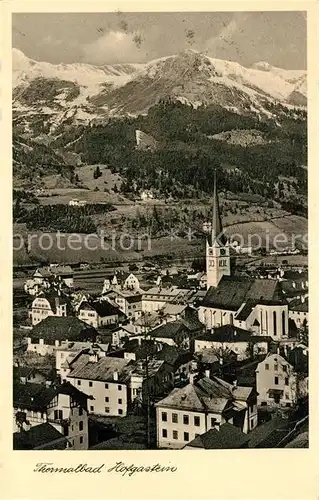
(225, 216, 307, 251)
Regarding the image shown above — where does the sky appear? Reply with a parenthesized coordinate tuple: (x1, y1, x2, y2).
(12, 12, 307, 69)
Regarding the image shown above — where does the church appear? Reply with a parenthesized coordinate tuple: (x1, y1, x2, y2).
(198, 177, 289, 340)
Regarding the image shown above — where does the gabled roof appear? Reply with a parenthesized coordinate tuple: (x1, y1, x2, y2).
(30, 316, 98, 344)
(156, 375, 253, 412)
(34, 291, 69, 313)
(202, 276, 286, 311)
(79, 300, 120, 317)
(13, 423, 68, 450)
(34, 265, 73, 277)
(289, 297, 308, 312)
(67, 354, 131, 383)
(196, 324, 273, 344)
(150, 321, 188, 340)
(13, 381, 90, 411)
(185, 423, 249, 449)
(154, 345, 193, 369)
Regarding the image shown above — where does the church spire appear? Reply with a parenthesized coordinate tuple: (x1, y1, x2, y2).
(211, 172, 226, 245)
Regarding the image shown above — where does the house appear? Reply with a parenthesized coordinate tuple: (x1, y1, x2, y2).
(183, 423, 249, 449)
(111, 323, 136, 347)
(199, 275, 289, 340)
(78, 300, 121, 328)
(141, 286, 184, 313)
(66, 353, 132, 417)
(149, 308, 204, 350)
(13, 365, 47, 385)
(155, 374, 257, 449)
(154, 344, 194, 384)
(26, 316, 98, 356)
(13, 381, 90, 450)
(13, 423, 69, 450)
(149, 321, 193, 349)
(32, 265, 74, 288)
(289, 297, 308, 329)
(29, 291, 69, 326)
(129, 358, 175, 406)
(104, 272, 140, 292)
(101, 289, 142, 320)
(55, 341, 110, 381)
(256, 353, 308, 408)
(194, 325, 272, 361)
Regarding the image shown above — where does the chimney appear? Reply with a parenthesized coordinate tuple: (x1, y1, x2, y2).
(292, 281, 296, 288)
(189, 372, 198, 384)
(55, 340, 59, 347)
(205, 369, 210, 379)
(113, 371, 119, 381)
(301, 296, 305, 303)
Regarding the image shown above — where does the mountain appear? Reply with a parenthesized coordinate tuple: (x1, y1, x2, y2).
(13, 49, 307, 138)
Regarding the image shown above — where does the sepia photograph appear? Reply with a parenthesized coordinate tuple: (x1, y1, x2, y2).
(12, 10, 308, 452)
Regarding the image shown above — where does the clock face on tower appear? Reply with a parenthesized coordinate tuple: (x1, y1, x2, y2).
(220, 249, 226, 256)
(208, 248, 214, 255)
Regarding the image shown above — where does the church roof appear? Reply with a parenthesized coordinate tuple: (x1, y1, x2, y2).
(207, 174, 227, 246)
(202, 275, 286, 311)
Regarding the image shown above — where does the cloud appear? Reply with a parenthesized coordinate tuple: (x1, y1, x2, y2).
(204, 13, 248, 56)
(82, 30, 148, 64)
(42, 35, 63, 46)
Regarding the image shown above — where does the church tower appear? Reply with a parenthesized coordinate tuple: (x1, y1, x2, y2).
(206, 174, 231, 289)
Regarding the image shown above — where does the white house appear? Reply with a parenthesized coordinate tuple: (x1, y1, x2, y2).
(78, 300, 120, 328)
(155, 374, 257, 449)
(13, 381, 90, 450)
(30, 293, 68, 326)
(67, 353, 132, 417)
(256, 353, 308, 408)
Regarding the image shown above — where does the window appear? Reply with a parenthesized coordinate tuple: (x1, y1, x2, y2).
(286, 402, 291, 407)
(265, 364, 269, 370)
(274, 377, 279, 385)
(54, 410, 63, 420)
(162, 412, 167, 422)
(184, 432, 189, 441)
(80, 436, 83, 444)
(105, 397, 109, 402)
(118, 385, 122, 391)
(105, 407, 110, 413)
(118, 409, 123, 415)
(183, 415, 189, 425)
(261, 402, 267, 406)
(118, 398, 122, 404)
(172, 413, 178, 423)
(282, 311, 286, 335)
(273, 311, 277, 336)
(211, 417, 217, 427)
(89, 381, 93, 387)
(274, 364, 278, 371)
(162, 429, 167, 438)
(283, 365, 287, 372)
(194, 416, 200, 427)
(79, 421, 83, 431)
(172, 430, 178, 440)
(77, 380, 81, 386)
(285, 393, 289, 400)
(79, 407, 83, 416)
(90, 406, 94, 412)
(105, 383, 109, 389)
(285, 378, 289, 386)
